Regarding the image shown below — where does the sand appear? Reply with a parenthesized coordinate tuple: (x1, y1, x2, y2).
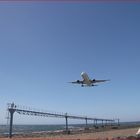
(0, 127, 139, 140)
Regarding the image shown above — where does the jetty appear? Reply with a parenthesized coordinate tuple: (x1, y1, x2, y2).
(7, 103, 119, 138)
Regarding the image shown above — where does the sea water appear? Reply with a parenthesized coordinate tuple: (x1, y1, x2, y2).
(0, 124, 86, 136)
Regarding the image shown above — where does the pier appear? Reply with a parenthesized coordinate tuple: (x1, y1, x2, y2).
(7, 103, 119, 138)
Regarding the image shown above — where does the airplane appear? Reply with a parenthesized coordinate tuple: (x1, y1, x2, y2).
(70, 72, 110, 87)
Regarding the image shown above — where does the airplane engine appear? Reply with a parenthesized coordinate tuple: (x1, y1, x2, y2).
(77, 80, 80, 83)
(93, 79, 95, 81)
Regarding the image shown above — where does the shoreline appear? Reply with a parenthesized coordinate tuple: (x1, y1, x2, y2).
(0, 125, 140, 139)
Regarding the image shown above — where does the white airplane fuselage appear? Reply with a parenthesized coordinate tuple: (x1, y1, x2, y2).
(81, 72, 92, 86)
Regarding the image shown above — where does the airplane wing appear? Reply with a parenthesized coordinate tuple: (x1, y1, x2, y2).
(69, 80, 83, 84)
(91, 79, 110, 83)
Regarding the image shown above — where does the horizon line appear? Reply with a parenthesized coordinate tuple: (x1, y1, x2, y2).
(0, 0, 140, 3)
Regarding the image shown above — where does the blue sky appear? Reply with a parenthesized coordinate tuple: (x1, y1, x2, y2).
(0, 2, 140, 124)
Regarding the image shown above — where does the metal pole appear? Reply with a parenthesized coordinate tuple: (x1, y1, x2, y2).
(105, 120, 107, 126)
(111, 120, 112, 126)
(96, 119, 97, 126)
(9, 103, 16, 138)
(85, 117, 88, 130)
(118, 119, 120, 126)
(85, 117, 87, 126)
(65, 113, 68, 134)
(102, 120, 104, 127)
(94, 119, 96, 127)
(93, 120, 95, 127)
(9, 109, 15, 138)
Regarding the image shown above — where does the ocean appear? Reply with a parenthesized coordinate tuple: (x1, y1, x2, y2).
(0, 124, 86, 136)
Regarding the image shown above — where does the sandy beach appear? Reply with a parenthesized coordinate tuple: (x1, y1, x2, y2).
(0, 127, 139, 140)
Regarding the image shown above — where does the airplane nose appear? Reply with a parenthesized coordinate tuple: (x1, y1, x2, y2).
(81, 72, 85, 75)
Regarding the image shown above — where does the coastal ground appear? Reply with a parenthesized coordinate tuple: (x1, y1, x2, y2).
(0, 127, 139, 140)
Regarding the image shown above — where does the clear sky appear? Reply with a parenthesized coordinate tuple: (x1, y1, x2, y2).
(0, 1, 140, 124)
